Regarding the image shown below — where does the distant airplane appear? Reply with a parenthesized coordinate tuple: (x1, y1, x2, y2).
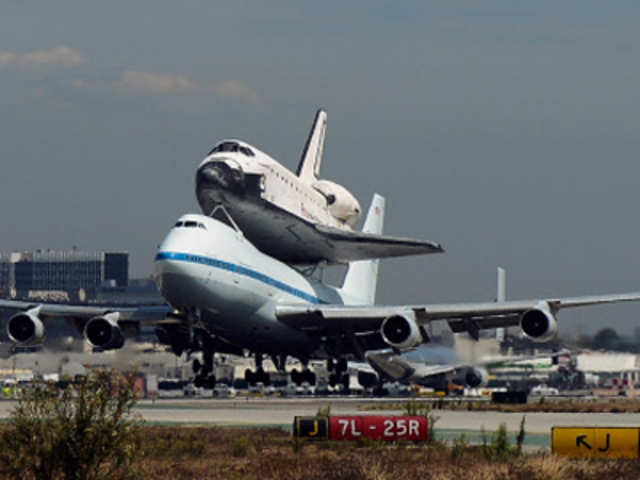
(353, 345, 570, 392)
(195, 108, 443, 264)
(3, 193, 640, 390)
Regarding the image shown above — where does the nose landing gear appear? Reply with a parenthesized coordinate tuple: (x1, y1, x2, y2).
(193, 336, 216, 389)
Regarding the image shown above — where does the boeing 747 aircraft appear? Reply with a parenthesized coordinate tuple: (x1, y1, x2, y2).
(3, 194, 639, 389)
(196, 109, 443, 264)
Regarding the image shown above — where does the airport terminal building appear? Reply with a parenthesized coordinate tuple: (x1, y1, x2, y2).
(0, 249, 128, 301)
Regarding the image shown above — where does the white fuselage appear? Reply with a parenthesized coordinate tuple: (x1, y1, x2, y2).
(154, 213, 361, 358)
(197, 140, 357, 228)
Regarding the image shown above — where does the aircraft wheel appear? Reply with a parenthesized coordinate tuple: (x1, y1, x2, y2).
(303, 370, 316, 385)
(192, 358, 201, 374)
(194, 375, 205, 388)
(258, 369, 270, 386)
(341, 374, 350, 393)
(245, 368, 255, 385)
(329, 374, 338, 388)
(205, 375, 216, 389)
(337, 358, 347, 373)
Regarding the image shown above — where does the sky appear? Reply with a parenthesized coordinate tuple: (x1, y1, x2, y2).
(1, 1, 640, 336)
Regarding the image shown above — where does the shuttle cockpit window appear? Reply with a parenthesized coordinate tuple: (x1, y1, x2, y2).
(208, 141, 240, 155)
(207, 142, 255, 157)
(239, 146, 255, 157)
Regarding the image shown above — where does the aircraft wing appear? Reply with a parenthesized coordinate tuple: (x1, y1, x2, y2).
(0, 299, 172, 323)
(276, 292, 640, 337)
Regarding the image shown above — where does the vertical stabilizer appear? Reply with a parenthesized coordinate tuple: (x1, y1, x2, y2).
(496, 267, 506, 342)
(341, 194, 385, 304)
(297, 108, 327, 183)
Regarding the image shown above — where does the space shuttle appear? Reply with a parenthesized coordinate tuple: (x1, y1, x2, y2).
(196, 109, 443, 264)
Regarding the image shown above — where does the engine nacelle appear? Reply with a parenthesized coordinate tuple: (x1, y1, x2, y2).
(520, 303, 559, 343)
(84, 313, 124, 350)
(312, 180, 361, 226)
(464, 367, 489, 388)
(380, 313, 423, 351)
(7, 306, 45, 345)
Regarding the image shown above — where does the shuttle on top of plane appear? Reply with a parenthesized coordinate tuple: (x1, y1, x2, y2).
(195, 108, 443, 265)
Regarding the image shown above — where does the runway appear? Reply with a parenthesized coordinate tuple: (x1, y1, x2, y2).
(4, 396, 637, 451)
(3, 397, 639, 433)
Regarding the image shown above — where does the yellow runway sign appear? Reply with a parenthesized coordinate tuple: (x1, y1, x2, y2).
(552, 427, 640, 459)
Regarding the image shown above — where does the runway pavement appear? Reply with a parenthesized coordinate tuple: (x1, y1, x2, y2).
(4, 397, 637, 433)
(3, 397, 639, 450)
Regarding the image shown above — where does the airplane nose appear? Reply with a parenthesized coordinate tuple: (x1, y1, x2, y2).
(196, 160, 246, 194)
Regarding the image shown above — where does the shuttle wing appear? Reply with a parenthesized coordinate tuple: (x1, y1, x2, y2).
(313, 225, 444, 262)
(276, 292, 640, 336)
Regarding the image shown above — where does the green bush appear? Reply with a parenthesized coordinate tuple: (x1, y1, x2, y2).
(0, 369, 142, 480)
(403, 400, 439, 441)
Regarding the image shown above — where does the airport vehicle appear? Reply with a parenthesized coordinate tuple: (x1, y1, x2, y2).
(196, 109, 443, 264)
(3, 194, 640, 390)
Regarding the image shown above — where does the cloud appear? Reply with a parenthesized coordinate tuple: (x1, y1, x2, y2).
(0, 46, 84, 68)
(215, 80, 261, 104)
(119, 71, 195, 94)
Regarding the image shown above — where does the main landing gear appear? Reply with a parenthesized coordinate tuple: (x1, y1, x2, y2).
(245, 353, 270, 386)
(290, 359, 316, 386)
(328, 358, 350, 392)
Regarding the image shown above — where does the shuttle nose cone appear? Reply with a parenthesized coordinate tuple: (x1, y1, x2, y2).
(196, 160, 246, 194)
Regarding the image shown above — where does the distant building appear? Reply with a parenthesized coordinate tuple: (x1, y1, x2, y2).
(0, 253, 10, 296)
(0, 249, 129, 301)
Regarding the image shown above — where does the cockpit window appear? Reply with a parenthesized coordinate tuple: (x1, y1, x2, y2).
(207, 142, 255, 157)
(184, 221, 198, 228)
(174, 221, 184, 227)
(198, 223, 207, 229)
(240, 146, 255, 157)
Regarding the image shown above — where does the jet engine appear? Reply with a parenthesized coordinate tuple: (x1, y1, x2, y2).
(7, 306, 45, 345)
(312, 180, 361, 226)
(520, 303, 558, 343)
(464, 367, 489, 388)
(84, 313, 124, 350)
(380, 313, 423, 351)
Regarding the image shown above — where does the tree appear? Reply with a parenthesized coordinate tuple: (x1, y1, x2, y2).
(591, 327, 621, 350)
(0, 369, 142, 480)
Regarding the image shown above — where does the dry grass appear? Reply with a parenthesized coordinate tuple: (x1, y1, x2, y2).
(2, 425, 640, 479)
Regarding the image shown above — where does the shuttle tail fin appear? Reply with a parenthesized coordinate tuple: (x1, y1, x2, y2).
(296, 108, 327, 183)
(341, 194, 385, 304)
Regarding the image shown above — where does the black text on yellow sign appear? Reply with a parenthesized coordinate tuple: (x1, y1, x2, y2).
(552, 427, 640, 459)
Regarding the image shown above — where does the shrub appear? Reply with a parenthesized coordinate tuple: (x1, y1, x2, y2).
(402, 400, 439, 441)
(0, 369, 142, 480)
(230, 437, 250, 458)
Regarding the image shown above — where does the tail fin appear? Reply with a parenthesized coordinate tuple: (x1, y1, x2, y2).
(296, 108, 327, 183)
(496, 267, 506, 342)
(341, 194, 385, 304)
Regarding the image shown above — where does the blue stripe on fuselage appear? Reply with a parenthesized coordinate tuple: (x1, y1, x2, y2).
(155, 251, 326, 304)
